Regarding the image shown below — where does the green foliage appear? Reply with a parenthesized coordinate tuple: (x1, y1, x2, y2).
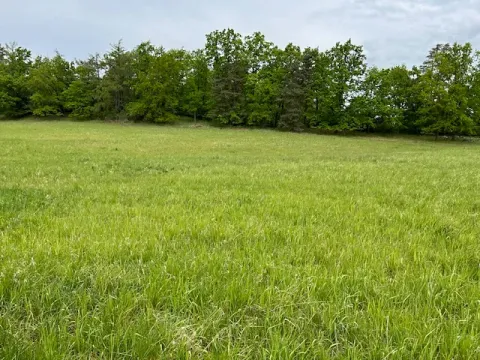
(310, 40, 367, 131)
(127, 43, 187, 123)
(180, 50, 212, 121)
(206, 29, 248, 124)
(245, 71, 279, 126)
(63, 55, 102, 119)
(28, 53, 74, 117)
(0, 43, 32, 118)
(277, 44, 308, 131)
(416, 43, 478, 136)
(469, 56, 480, 133)
(2, 32, 480, 137)
(96, 41, 134, 119)
(351, 66, 410, 132)
(244, 33, 279, 127)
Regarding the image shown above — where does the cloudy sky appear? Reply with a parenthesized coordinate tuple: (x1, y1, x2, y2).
(2, 0, 480, 67)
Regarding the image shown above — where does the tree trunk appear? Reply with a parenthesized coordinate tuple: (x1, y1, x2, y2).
(194, 111, 197, 124)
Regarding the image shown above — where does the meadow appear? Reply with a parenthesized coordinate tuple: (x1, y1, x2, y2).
(1, 120, 480, 359)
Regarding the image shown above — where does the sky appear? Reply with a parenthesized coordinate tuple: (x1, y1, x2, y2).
(2, 0, 480, 67)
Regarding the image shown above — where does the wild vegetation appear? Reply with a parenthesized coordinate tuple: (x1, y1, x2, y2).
(2, 29, 480, 358)
(1, 121, 480, 358)
(2, 30, 480, 137)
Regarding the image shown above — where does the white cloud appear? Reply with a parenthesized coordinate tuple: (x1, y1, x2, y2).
(2, 0, 480, 66)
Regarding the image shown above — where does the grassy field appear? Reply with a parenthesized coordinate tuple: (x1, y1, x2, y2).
(1, 121, 480, 359)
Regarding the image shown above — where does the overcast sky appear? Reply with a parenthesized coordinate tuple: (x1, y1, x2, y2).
(2, 0, 480, 67)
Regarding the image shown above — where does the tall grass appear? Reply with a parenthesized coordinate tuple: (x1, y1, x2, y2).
(1, 121, 480, 359)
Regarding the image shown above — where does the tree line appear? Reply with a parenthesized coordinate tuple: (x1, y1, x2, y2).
(2, 29, 480, 136)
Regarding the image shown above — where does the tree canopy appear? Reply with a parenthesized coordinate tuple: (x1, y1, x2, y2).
(2, 31, 480, 137)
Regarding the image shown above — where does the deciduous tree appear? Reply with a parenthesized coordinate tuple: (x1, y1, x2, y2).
(29, 53, 74, 117)
(0, 43, 32, 118)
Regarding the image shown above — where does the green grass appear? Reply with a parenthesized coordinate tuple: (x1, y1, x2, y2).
(1, 120, 480, 359)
